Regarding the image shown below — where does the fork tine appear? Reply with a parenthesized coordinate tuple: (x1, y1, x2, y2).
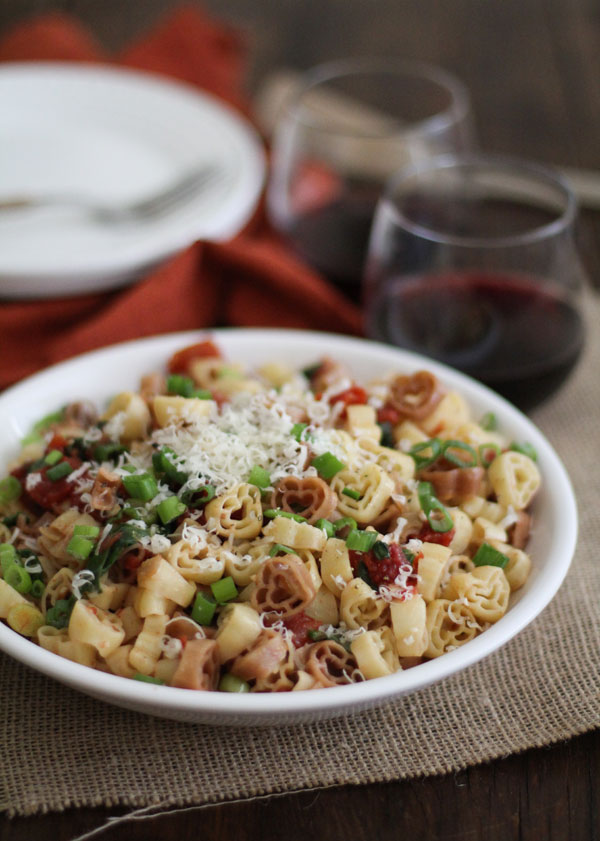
(131, 165, 221, 218)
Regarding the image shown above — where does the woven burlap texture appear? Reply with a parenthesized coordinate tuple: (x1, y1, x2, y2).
(1, 295, 598, 819)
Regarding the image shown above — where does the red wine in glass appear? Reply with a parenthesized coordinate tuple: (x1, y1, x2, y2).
(368, 271, 584, 410)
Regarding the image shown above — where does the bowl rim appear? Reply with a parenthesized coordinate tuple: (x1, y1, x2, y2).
(0, 328, 578, 721)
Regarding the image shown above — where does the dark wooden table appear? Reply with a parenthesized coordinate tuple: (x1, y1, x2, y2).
(1, 1, 598, 838)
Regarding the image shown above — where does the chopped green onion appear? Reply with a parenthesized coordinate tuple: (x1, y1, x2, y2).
(166, 373, 196, 397)
(45, 596, 75, 629)
(417, 481, 454, 533)
(0, 476, 21, 503)
(46, 462, 73, 481)
(93, 443, 127, 462)
(510, 441, 538, 461)
(480, 412, 498, 431)
(302, 363, 321, 381)
(152, 447, 188, 484)
(356, 560, 375, 589)
(133, 673, 165, 684)
(219, 674, 250, 693)
(31, 579, 45, 599)
(441, 440, 478, 468)
(193, 389, 213, 400)
(333, 516, 358, 534)
(409, 438, 442, 470)
(263, 509, 307, 523)
(268, 543, 295, 557)
(67, 535, 94, 561)
(0, 543, 18, 574)
(315, 518, 335, 538)
(478, 443, 501, 467)
(473, 542, 509, 568)
(378, 422, 395, 448)
(210, 576, 238, 604)
(311, 451, 345, 480)
(372, 541, 390, 560)
(346, 529, 378, 552)
(122, 473, 159, 502)
(43, 449, 63, 466)
(191, 591, 216, 625)
(5, 564, 32, 594)
(33, 409, 64, 434)
(181, 485, 215, 507)
(156, 496, 187, 524)
(342, 487, 362, 501)
(248, 465, 271, 488)
(73, 524, 101, 538)
(307, 629, 327, 642)
(290, 422, 308, 442)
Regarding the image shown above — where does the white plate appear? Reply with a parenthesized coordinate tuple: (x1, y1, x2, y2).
(0, 63, 266, 299)
(0, 329, 577, 725)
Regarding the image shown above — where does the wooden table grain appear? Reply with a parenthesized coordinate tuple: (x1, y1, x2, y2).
(0, 1, 598, 838)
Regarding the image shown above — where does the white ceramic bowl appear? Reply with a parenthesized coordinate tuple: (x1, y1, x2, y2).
(0, 329, 577, 725)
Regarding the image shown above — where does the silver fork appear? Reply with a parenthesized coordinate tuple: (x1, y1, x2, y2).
(0, 163, 222, 223)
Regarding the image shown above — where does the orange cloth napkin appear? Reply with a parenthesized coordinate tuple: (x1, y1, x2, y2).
(0, 6, 363, 390)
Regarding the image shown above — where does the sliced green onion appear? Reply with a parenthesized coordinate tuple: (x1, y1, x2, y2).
(133, 673, 165, 684)
(378, 422, 395, 448)
(166, 373, 196, 397)
(480, 412, 498, 431)
(45, 597, 75, 629)
(441, 440, 478, 468)
(210, 576, 238, 604)
(5, 564, 31, 594)
(156, 496, 187, 524)
(0, 543, 17, 574)
(342, 487, 362, 501)
(248, 465, 271, 488)
(93, 443, 127, 462)
(31, 579, 45, 599)
(43, 449, 63, 466)
(181, 485, 215, 507)
(152, 447, 188, 484)
(372, 541, 390, 560)
(263, 509, 307, 523)
(346, 529, 378, 552)
(193, 389, 213, 400)
(73, 524, 101, 538)
(315, 518, 335, 538)
(333, 516, 358, 534)
(478, 443, 501, 468)
(67, 535, 94, 561)
(473, 542, 509, 568)
(46, 462, 73, 481)
(302, 363, 321, 381)
(219, 674, 250, 693)
(409, 438, 442, 470)
(0, 476, 21, 503)
(122, 473, 159, 502)
(268, 543, 295, 557)
(311, 451, 345, 480)
(510, 441, 538, 461)
(191, 591, 216, 625)
(290, 422, 308, 442)
(307, 629, 327, 642)
(33, 409, 64, 434)
(417, 481, 454, 533)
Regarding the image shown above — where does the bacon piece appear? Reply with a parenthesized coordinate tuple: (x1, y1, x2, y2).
(251, 555, 316, 618)
(306, 640, 361, 687)
(171, 638, 220, 690)
(270, 476, 337, 524)
(231, 630, 289, 681)
(90, 467, 121, 513)
(64, 401, 98, 428)
(388, 370, 445, 420)
(420, 466, 484, 504)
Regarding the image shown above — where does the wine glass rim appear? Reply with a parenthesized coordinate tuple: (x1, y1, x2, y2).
(284, 57, 471, 140)
(382, 153, 578, 247)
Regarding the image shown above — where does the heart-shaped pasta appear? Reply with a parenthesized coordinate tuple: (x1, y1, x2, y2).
(231, 629, 290, 682)
(331, 463, 395, 524)
(171, 638, 220, 691)
(339, 578, 388, 630)
(488, 451, 541, 510)
(270, 476, 337, 524)
(425, 598, 479, 657)
(445, 566, 510, 623)
(420, 466, 485, 504)
(205, 482, 263, 539)
(388, 370, 445, 420)
(251, 554, 316, 618)
(305, 640, 361, 687)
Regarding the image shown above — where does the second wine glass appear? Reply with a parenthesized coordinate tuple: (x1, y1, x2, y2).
(267, 58, 474, 297)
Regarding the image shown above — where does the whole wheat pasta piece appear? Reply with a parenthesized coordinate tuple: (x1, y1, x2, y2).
(388, 370, 445, 420)
(305, 640, 362, 687)
(230, 630, 289, 682)
(420, 465, 485, 504)
(171, 638, 220, 690)
(270, 476, 337, 524)
(251, 554, 316, 618)
(90, 467, 122, 513)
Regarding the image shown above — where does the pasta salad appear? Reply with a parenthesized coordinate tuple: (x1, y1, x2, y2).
(0, 340, 541, 692)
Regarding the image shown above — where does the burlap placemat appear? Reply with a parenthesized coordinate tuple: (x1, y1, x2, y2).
(1, 294, 598, 820)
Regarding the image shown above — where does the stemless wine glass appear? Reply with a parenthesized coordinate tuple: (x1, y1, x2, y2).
(267, 58, 474, 296)
(364, 154, 587, 410)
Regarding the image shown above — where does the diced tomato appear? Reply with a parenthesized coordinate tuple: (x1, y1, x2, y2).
(377, 404, 401, 425)
(417, 524, 456, 547)
(168, 340, 222, 374)
(46, 433, 67, 452)
(282, 611, 322, 647)
(329, 385, 368, 408)
(24, 456, 83, 511)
